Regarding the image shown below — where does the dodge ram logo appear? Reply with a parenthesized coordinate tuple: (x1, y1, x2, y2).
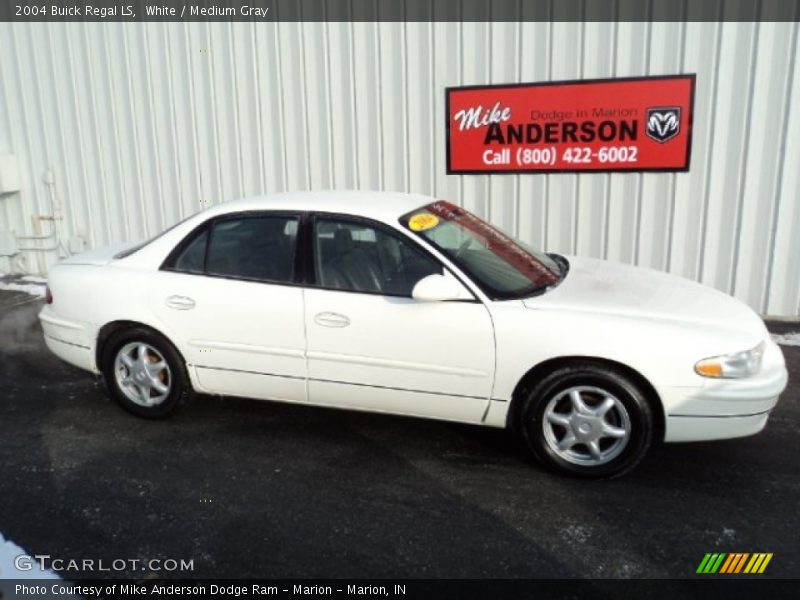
(646, 107, 681, 143)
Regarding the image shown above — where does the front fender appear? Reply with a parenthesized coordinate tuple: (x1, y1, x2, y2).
(488, 302, 763, 404)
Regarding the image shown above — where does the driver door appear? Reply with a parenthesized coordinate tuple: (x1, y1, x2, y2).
(303, 215, 496, 423)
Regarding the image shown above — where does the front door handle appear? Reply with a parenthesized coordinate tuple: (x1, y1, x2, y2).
(314, 312, 350, 328)
(166, 295, 196, 310)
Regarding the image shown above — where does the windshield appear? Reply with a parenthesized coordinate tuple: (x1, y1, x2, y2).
(400, 201, 565, 300)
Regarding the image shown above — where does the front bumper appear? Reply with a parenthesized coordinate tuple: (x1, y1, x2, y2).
(662, 340, 788, 442)
(39, 305, 99, 373)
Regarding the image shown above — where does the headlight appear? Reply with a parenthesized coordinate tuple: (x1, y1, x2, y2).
(695, 342, 765, 378)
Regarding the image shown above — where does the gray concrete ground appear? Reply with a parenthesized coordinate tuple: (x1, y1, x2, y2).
(1, 290, 798, 579)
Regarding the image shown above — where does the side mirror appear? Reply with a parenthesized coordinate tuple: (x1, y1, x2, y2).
(411, 274, 467, 302)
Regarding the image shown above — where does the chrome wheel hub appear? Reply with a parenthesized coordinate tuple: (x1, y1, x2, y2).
(541, 385, 631, 466)
(114, 342, 172, 407)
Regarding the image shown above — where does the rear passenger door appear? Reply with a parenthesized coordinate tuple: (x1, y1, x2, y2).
(148, 212, 308, 403)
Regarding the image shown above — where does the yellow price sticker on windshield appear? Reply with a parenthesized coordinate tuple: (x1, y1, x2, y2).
(409, 213, 439, 232)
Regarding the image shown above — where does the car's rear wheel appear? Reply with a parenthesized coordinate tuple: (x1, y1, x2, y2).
(102, 327, 189, 418)
(515, 363, 655, 478)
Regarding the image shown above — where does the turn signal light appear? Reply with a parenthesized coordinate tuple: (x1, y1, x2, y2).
(695, 360, 723, 377)
(45, 286, 53, 304)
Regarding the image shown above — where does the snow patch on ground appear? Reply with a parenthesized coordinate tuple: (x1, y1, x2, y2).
(771, 332, 800, 347)
(20, 275, 48, 284)
(0, 532, 59, 579)
(0, 272, 46, 298)
(0, 280, 46, 297)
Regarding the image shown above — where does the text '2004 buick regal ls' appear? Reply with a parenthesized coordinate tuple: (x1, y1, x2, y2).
(39, 191, 787, 478)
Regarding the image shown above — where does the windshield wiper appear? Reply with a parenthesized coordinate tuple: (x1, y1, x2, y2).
(547, 252, 570, 281)
(515, 254, 569, 299)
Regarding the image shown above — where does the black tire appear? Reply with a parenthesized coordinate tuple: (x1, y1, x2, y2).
(514, 363, 655, 478)
(101, 326, 190, 419)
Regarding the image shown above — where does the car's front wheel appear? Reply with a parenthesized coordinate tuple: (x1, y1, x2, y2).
(516, 363, 655, 478)
(102, 327, 189, 418)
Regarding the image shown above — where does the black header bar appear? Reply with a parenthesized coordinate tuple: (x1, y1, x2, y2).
(2, 0, 799, 22)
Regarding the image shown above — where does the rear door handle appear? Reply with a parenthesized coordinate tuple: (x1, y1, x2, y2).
(314, 312, 350, 328)
(166, 295, 196, 310)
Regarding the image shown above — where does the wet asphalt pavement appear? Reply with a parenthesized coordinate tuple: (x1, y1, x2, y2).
(1, 290, 798, 580)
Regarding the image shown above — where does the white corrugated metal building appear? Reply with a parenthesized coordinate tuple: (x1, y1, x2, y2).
(0, 21, 798, 316)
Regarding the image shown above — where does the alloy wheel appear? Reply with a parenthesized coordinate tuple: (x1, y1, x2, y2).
(541, 385, 632, 466)
(113, 342, 172, 407)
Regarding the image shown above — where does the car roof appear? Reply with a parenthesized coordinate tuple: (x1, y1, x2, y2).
(120, 191, 440, 270)
(210, 190, 436, 224)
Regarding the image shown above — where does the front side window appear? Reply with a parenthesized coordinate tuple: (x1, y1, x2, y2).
(401, 201, 565, 300)
(313, 217, 442, 296)
(164, 215, 299, 284)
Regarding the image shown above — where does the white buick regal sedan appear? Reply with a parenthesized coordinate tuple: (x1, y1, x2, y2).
(39, 191, 787, 477)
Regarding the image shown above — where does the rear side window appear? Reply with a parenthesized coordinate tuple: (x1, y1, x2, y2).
(163, 215, 299, 284)
(171, 229, 208, 274)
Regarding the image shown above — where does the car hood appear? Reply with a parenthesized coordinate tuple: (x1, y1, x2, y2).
(523, 256, 767, 339)
(59, 241, 142, 266)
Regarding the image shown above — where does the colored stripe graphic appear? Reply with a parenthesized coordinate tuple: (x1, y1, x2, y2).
(719, 553, 749, 573)
(734, 553, 750, 573)
(697, 553, 727, 573)
(744, 553, 774, 574)
(719, 554, 735, 573)
(696, 553, 713, 573)
(698, 552, 773, 574)
(718, 554, 734, 573)
(710, 553, 726, 573)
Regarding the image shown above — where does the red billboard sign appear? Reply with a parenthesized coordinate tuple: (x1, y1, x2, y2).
(446, 75, 695, 174)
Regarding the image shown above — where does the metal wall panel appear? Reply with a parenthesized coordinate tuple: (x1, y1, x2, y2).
(0, 21, 798, 317)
